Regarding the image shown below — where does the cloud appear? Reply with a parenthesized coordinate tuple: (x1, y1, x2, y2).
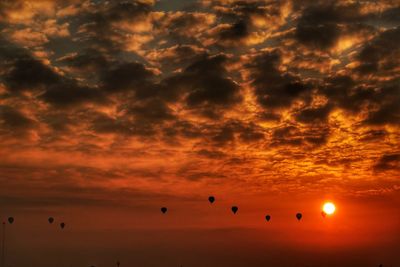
(40, 82, 106, 107)
(295, 2, 368, 50)
(356, 27, 400, 76)
(248, 49, 311, 110)
(144, 44, 208, 71)
(320, 75, 374, 113)
(200, 0, 291, 48)
(75, 0, 154, 53)
(294, 104, 332, 124)
(362, 86, 400, 126)
(271, 125, 329, 147)
(163, 54, 242, 118)
(374, 154, 400, 172)
(3, 57, 60, 92)
(0, 105, 35, 132)
(101, 62, 156, 94)
(160, 11, 216, 39)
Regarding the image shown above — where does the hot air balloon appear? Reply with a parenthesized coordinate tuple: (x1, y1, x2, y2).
(231, 206, 238, 214)
(321, 211, 327, 218)
(48, 217, 54, 224)
(8, 217, 14, 224)
(60, 222, 65, 229)
(208, 196, 215, 204)
(296, 213, 302, 221)
(117, 261, 120, 267)
(265, 215, 271, 222)
(161, 207, 167, 214)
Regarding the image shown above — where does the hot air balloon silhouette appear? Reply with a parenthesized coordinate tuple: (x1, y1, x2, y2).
(60, 222, 65, 229)
(48, 217, 54, 224)
(117, 261, 120, 267)
(231, 206, 238, 214)
(265, 215, 271, 222)
(208, 196, 215, 204)
(161, 207, 167, 214)
(8, 217, 14, 224)
(296, 213, 302, 221)
(321, 211, 327, 218)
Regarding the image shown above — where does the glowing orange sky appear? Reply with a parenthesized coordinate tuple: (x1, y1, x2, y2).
(0, 0, 399, 266)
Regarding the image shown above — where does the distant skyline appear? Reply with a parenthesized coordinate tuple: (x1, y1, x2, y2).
(0, 0, 399, 266)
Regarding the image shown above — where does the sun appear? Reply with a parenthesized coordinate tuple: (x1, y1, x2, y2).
(322, 202, 336, 215)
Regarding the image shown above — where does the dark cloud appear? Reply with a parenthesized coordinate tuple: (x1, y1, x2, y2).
(0, 105, 34, 132)
(271, 126, 302, 146)
(0, 39, 107, 108)
(162, 12, 214, 41)
(208, 120, 265, 146)
(373, 154, 400, 172)
(128, 98, 176, 123)
(91, 98, 176, 138)
(40, 112, 74, 132)
(101, 62, 156, 95)
(196, 149, 226, 159)
(295, 104, 332, 124)
(257, 112, 281, 122)
(271, 125, 329, 147)
(164, 120, 203, 139)
(237, 122, 265, 142)
(40, 83, 106, 107)
(363, 103, 400, 126)
(146, 45, 208, 72)
(362, 83, 400, 126)
(249, 50, 311, 110)
(359, 129, 387, 142)
(77, 0, 153, 52)
(210, 0, 284, 47)
(295, 3, 365, 50)
(356, 27, 400, 75)
(58, 48, 111, 73)
(219, 19, 249, 42)
(320, 75, 375, 113)
(163, 54, 242, 117)
(91, 112, 133, 135)
(380, 7, 400, 25)
(211, 123, 236, 145)
(3, 58, 60, 92)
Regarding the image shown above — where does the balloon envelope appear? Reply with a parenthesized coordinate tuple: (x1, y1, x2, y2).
(208, 196, 215, 204)
(296, 213, 302, 221)
(161, 207, 167, 214)
(8, 217, 14, 224)
(231, 206, 238, 214)
(265, 215, 271, 221)
(60, 222, 65, 229)
(321, 211, 327, 218)
(48, 217, 54, 224)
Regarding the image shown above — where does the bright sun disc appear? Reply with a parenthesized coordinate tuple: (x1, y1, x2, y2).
(323, 202, 336, 215)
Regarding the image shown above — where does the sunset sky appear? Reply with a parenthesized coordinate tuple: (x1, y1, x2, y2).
(0, 0, 399, 266)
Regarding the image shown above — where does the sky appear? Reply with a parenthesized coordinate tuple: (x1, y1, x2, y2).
(0, 0, 399, 266)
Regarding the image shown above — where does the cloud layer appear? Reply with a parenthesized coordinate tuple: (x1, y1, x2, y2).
(0, 0, 399, 209)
